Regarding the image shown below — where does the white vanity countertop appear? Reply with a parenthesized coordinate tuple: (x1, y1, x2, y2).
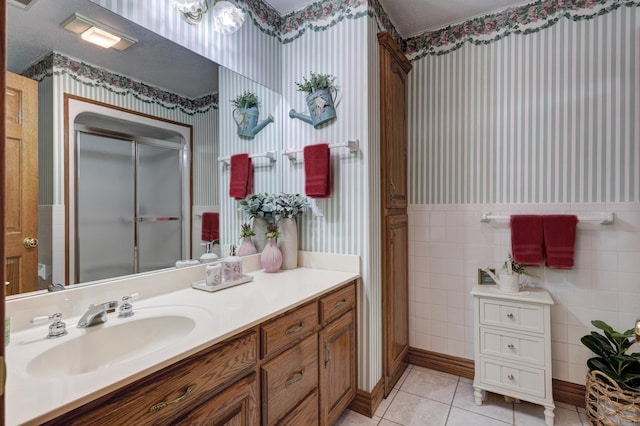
(6, 252, 360, 426)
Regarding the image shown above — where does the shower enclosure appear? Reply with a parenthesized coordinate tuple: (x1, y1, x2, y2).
(75, 131, 185, 283)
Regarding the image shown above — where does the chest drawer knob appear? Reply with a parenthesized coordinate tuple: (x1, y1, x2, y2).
(286, 368, 306, 386)
(507, 344, 515, 350)
(506, 313, 514, 319)
(507, 374, 514, 381)
(285, 322, 305, 335)
(148, 384, 196, 413)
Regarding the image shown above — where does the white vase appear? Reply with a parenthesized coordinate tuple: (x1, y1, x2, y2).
(252, 217, 268, 253)
(278, 218, 298, 270)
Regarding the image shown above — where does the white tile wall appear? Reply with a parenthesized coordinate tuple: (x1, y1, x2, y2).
(408, 202, 640, 385)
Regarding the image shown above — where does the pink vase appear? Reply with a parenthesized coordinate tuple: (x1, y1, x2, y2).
(260, 239, 282, 272)
(237, 237, 257, 256)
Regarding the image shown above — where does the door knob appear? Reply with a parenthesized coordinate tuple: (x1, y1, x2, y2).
(23, 237, 39, 248)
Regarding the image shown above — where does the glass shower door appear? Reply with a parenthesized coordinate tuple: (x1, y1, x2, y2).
(136, 142, 183, 273)
(76, 132, 135, 282)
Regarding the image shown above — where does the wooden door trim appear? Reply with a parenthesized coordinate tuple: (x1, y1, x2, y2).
(2, 0, 7, 419)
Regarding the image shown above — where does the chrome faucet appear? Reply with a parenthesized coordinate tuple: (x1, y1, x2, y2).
(77, 301, 118, 328)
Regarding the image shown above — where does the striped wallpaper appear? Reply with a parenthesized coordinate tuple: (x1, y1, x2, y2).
(280, 12, 375, 390)
(218, 67, 283, 246)
(408, 5, 639, 205)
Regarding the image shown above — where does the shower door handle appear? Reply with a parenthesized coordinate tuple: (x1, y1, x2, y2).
(136, 217, 182, 222)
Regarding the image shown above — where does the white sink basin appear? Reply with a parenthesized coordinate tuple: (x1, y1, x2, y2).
(26, 312, 197, 379)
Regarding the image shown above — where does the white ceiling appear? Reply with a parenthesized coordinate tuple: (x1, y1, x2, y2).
(7, 0, 531, 98)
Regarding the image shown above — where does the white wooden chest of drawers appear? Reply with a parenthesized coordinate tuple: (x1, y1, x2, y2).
(472, 285, 555, 425)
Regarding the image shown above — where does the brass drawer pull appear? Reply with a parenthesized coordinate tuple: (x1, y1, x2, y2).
(148, 384, 196, 413)
(334, 299, 348, 308)
(285, 369, 305, 386)
(285, 322, 304, 335)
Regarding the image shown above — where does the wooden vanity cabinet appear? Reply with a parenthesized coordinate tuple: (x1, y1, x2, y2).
(319, 283, 357, 426)
(46, 280, 358, 426)
(46, 331, 259, 426)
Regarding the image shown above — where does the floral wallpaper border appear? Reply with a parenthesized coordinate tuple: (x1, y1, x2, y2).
(405, 0, 640, 61)
(22, 52, 218, 115)
(278, 0, 369, 43)
(367, 0, 404, 49)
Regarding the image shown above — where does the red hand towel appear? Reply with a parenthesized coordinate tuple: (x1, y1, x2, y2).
(201, 212, 219, 241)
(510, 215, 543, 265)
(229, 154, 252, 199)
(304, 143, 331, 198)
(543, 215, 578, 269)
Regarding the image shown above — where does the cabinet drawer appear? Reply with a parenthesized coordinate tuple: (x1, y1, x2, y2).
(278, 390, 318, 426)
(261, 302, 318, 358)
(480, 327, 546, 366)
(479, 298, 544, 334)
(60, 331, 258, 426)
(478, 357, 546, 399)
(261, 334, 319, 425)
(319, 282, 355, 324)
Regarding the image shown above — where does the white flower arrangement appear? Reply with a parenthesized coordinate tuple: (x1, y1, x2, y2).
(239, 193, 310, 225)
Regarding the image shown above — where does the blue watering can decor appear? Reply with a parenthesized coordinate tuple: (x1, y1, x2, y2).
(289, 72, 337, 128)
(231, 91, 274, 139)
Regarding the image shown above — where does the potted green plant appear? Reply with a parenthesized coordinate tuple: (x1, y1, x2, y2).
(237, 223, 257, 256)
(230, 90, 273, 138)
(289, 71, 337, 128)
(483, 253, 534, 293)
(581, 320, 640, 424)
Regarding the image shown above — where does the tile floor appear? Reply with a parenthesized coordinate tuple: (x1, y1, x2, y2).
(335, 365, 589, 426)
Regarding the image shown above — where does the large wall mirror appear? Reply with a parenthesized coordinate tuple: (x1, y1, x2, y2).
(5, 0, 282, 298)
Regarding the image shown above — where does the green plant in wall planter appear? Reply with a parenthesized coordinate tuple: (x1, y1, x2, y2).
(580, 320, 640, 423)
(231, 90, 273, 139)
(289, 72, 338, 128)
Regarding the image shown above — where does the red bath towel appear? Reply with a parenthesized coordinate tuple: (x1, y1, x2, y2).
(229, 154, 253, 199)
(543, 215, 578, 269)
(304, 143, 331, 198)
(510, 215, 543, 265)
(201, 212, 219, 241)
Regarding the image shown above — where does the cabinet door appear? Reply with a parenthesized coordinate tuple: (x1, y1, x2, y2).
(382, 214, 409, 396)
(178, 373, 259, 426)
(379, 33, 412, 212)
(319, 310, 356, 426)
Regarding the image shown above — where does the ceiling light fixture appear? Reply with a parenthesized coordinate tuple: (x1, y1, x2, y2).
(170, 0, 209, 25)
(80, 27, 121, 49)
(211, 0, 245, 35)
(61, 13, 137, 51)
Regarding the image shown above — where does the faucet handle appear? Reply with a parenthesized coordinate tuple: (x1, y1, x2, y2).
(31, 313, 68, 339)
(118, 293, 139, 318)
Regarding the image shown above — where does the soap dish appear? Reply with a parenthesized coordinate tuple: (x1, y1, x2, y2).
(191, 274, 254, 293)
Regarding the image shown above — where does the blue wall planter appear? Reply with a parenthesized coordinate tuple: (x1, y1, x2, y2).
(289, 87, 337, 128)
(233, 107, 273, 138)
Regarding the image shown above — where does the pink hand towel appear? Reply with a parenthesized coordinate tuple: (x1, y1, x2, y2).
(201, 212, 219, 241)
(510, 215, 543, 265)
(304, 143, 331, 198)
(543, 215, 578, 269)
(229, 154, 252, 199)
